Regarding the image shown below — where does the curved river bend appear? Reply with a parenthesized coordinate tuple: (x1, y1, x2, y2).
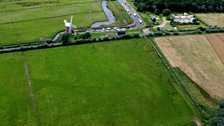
(91, 1, 116, 28)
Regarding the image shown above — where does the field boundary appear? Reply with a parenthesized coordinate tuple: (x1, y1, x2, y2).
(1, 28, 224, 54)
(147, 37, 203, 123)
(22, 52, 40, 125)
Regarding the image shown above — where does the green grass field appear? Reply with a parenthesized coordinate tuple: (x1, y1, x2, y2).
(0, 0, 107, 45)
(0, 53, 37, 125)
(0, 38, 195, 125)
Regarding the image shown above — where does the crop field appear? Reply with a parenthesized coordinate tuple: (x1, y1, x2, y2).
(196, 13, 224, 27)
(0, 0, 107, 45)
(155, 34, 224, 100)
(0, 38, 195, 125)
(206, 34, 224, 63)
(175, 24, 205, 31)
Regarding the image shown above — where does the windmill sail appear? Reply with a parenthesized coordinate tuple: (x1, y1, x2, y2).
(69, 16, 73, 33)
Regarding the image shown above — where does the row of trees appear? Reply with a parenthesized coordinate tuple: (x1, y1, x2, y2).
(1, 26, 224, 54)
(134, 0, 224, 12)
(209, 101, 224, 126)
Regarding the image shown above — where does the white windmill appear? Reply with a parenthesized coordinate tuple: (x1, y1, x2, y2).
(64, 16, 77, 33)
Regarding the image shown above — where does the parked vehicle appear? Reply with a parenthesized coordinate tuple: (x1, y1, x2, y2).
(139, 19, 143, 23)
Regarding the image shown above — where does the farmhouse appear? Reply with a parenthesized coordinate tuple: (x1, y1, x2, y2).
(150, 16, 156, 22)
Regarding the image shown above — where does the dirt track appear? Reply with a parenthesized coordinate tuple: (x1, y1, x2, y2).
(206, 34, 224, 64)
(22, 52, 40, 124)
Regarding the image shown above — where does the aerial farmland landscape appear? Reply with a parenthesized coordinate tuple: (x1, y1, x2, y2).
(0, 0, 224, 126)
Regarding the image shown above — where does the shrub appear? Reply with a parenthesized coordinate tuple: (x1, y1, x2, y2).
(154, 9, 160, 15)
(163, 9, 171, 16)
(154, 31, 163, 36)
(219, 101, 224, 109)
(78, 32, 91, 39)
(120, 34, 132, 39)
(117, 31, 126, 35)
(198, 27, 206, 31)
(197, 30, 203, 34)
(133, 33, 141, 38)
(173, 32, 180, 35)
(209, 100, 224, 126)
(62, 33, 71, 43)
(166, 16, 171, 20)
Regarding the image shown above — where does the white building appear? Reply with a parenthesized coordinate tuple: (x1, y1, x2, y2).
(171, 13, 195, 23)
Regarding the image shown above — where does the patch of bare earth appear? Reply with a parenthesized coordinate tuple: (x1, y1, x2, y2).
(155, 34, 224, 99)
(196, 13, 224, 27)
(206, 34, 224, 64)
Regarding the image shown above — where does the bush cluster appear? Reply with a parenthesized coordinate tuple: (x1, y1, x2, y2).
(209, 100, 224, 126)
(135, 0, 224, 13)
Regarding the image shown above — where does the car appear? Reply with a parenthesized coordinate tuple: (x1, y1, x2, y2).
(96, 29, 101, 32)
(121, 28, 126, 31)
(133, 13, 137, 16)
(139, 19, 143, 23)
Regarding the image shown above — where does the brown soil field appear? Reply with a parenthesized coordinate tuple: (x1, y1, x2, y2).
(206, 34, 224, 64)
(155, 34, 224, 99)
(196, 13, 224, 27)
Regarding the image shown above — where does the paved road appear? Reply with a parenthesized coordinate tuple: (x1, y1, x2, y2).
(91, 1, 116, 28)
(118, 0, 143, 28)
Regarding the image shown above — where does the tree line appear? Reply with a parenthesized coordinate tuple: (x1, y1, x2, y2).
(209, 100, 224, 126)
(134, 0, 224, 13)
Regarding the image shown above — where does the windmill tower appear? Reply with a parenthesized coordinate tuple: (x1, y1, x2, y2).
(64, 16, 76, 33)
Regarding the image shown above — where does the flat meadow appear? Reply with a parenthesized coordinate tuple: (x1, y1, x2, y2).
(0, 38, 195, 125)
(0, 0, 107, 45)
(0, 53, 37, 125)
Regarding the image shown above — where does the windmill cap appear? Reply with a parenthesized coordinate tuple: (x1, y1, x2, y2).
(64, 20, 71, 27)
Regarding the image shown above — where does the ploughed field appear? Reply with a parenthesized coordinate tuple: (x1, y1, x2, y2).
(0, 0, 107, 45)
(206, 34, 224, 63)
(155, 34, 224, 100)
(0, 38, 194, 125)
